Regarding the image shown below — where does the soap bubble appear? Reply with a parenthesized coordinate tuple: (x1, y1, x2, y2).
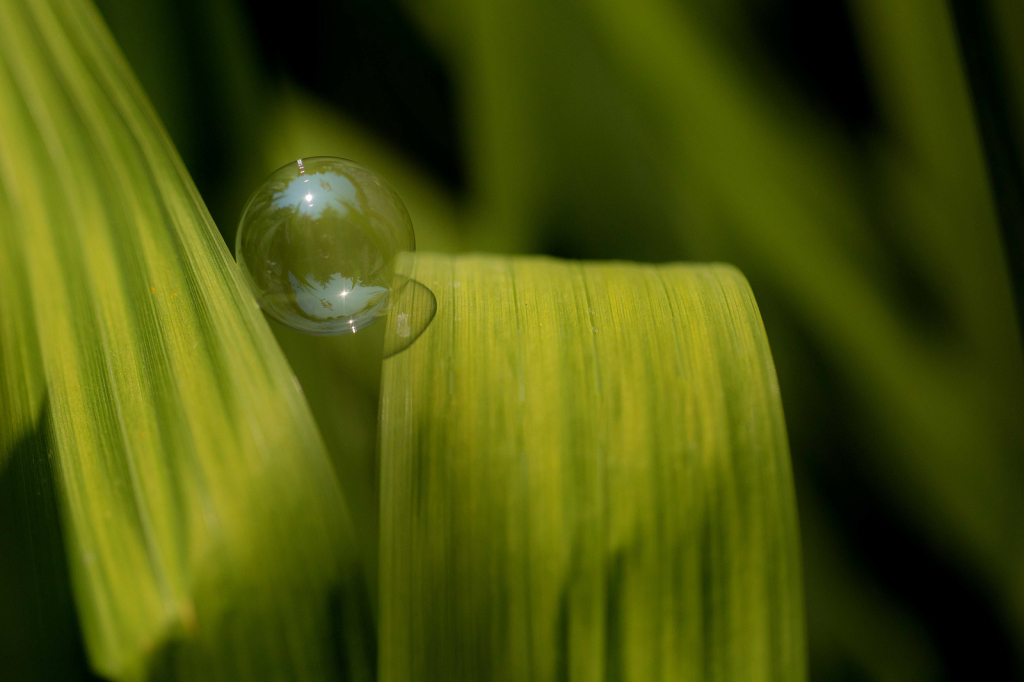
(235, 157, 415, 335)
(383, 278, 438, 358)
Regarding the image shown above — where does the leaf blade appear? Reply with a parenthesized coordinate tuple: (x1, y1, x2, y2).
(379, 253, 804, 681)
(0, 0, 370, 679)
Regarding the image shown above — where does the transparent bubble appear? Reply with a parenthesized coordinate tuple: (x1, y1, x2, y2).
(383, 278, 438, 358)
(235, 157, 415, 335)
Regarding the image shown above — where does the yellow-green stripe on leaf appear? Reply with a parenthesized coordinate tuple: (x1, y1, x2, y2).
(379, 254, 805, 682)
(0, 0, 371, 679)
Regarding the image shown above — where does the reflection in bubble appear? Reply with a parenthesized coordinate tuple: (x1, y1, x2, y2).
(271, 171, 358, 220)
(235, 157, 415, 335)
(288, 272, 389, 320)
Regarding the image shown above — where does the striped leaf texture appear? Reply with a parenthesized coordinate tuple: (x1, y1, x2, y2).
(0, 0, 372, 679)
(379, 254, 805, 682)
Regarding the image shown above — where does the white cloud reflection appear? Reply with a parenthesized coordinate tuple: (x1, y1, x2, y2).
(272, 171, 358, 220)
(288, 272, 388, 320)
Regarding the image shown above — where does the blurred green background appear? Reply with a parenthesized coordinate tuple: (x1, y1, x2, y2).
(89, 0, 1024, 679)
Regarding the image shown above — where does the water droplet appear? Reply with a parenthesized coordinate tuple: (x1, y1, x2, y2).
(235, 157, 415, 335)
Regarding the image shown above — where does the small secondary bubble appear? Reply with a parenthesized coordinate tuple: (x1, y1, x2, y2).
(383, 279, 437, 358)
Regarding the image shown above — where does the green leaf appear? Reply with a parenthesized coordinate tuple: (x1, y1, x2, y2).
(0, 146, 44, 472)
(0, 0, 371, 679)
(379, 253, 805, 681)
(404, 0, 1024, 668)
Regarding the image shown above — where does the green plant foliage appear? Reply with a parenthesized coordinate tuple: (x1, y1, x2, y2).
(0, 0, 371, 679)
(398, 0, 1024, 673)
(379, 253, 805, 681)
(591, 0, 1024, 624)
(10, 0, 1020, 677)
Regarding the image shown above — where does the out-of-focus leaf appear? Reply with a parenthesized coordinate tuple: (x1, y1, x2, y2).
(0, 0, 370, 679)
(406, 0, 680, 262)
(264, 88, 464, 255)
(379, 253, 805, 681)
(959, 0, 1024, 326)
(826, 0, 1024, 635)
